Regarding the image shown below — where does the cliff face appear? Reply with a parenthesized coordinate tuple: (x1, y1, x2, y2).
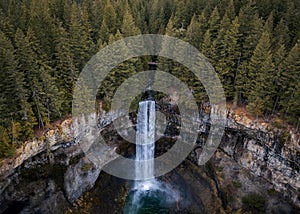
(0, 107, 299, 212)
(220, 112, 299, 207)
(220, 118, 300, 207)
(0, 118, 74, 177)
(0, 116, 100, 213)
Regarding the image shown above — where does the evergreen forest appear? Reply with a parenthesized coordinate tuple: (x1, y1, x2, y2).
(0, 0, 299, 157)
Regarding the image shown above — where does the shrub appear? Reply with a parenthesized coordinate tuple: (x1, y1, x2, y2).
(82, 163, 91, 171)
(232, 181, 242, 188)
(242, 193, 266, 213)
(267, 188, 278, 196)
(272, 120, 284, 129)
(279, 131, 291, 143)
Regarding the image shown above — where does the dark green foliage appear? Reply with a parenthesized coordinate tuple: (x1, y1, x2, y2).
(0, 125, 15, 158)
(279, 41, 300, 124)
(232, 180, 242, 188)
(242, 193, 266, 213)
(247, 31, 274, 117)
(267, 188, 278, 196)
(0, 0, 299, 158)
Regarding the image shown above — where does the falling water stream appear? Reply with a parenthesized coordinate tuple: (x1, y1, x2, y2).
(135, 100, 156, 182)
(123, 100, 179, 213)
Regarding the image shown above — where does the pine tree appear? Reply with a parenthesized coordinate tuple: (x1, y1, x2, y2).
(25, 28, 62, 128)
(279, 41, 300, 124)
(0, 31, 18, 126)
(82, 0, 103, 43)
(214, 16, 241, 99)
(238, 3, 264, 62)
(273, 18, 290, 50)
(264, 11, 274, 35)
(121, 4, 141, 37)
(0, 125, 15, 158)
(102, 0, 117, 35)
(13, 29, 37, 140)
(174, 0, 188, 28)
(235, 61, 248, 104)
(158, 14, 177, 75)
(207, 6, 221, 40)
(225, 0, 236, 20)
(185, 12, 207, 49)
(0, 9, 15, 40)
(69, 2, 94, 71)
(99, 19, 110, 44)
(0, 30, 34, 144)
(247, 31, 275, 116)
(148, 0, 165, 34)
(271, 38, 287, 113)
(201, 29, 214, 63)
(28, 0, 56, 59)
(53, 22, 77, 115)
(284, 0, 300, 45)
(165, 13, 176, 37)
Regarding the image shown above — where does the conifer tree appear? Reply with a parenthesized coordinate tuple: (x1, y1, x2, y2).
(247, 31, 275, 116)
(185, 12, 207, 49)
(225, 0, 236, 20)
(201, 30, 214, 63)
(174, 0, 188, 28)
(238, 3, 264, 62)
(53, 23, 76, 115)
(0, 10, 15, 40)
(102, 0, 117, 35)
(165, 13, 177, 37)
(214, 16, 241, 99)
(69, 2, 94, 71)
(148, 0, 165, 34)
(121, 4, 141, 37)
(264, 11, 274, 35)
(279, 41, 300, 123)
(28, 0, 56, 59)
(207, 6, 221, 40)
(99, 19, 110, 44)
(273, 18, 290, 50)
(271, 38, 287, 113)
(0, 30, 35, 144)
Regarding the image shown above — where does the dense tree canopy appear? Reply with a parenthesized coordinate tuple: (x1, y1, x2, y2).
(0, 0, 299, 157)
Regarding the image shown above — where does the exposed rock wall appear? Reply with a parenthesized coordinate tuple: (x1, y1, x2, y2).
(0, 118, 74, 178)
(219, 115, 300, 207)
(0, 107, 299, 212)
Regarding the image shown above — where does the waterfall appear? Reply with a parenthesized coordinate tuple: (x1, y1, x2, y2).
(135, 100, 155, 183)
(124, 100, 180, 213)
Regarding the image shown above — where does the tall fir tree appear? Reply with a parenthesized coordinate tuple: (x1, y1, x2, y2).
(238, 2, 264, 62)
(207, 6, 221, 40)
(279, 40, 300, 124)
(247, 31, 275, 116)
(53, 22, 77, 115)
(213, 16, 241, 99)
(185, 12, 207, 49)
(271, 38, 287, 113)
(69, 2, 94, 72)
(121, 3, 141, 37)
